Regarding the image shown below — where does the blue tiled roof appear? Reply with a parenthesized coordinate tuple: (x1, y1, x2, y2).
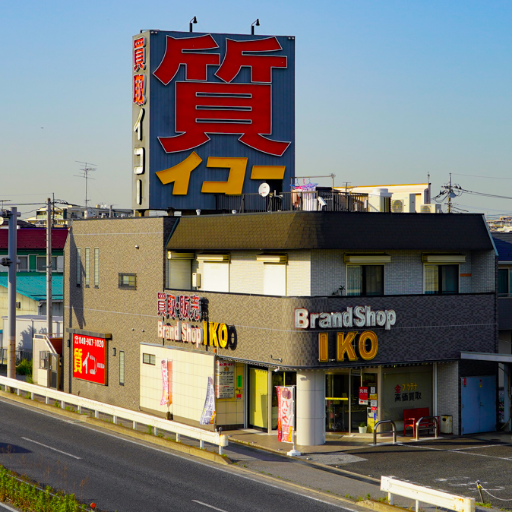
(493, 234, 512, 262)
(0, 274, 63, 301)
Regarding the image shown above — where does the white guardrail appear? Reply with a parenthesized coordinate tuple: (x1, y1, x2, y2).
(381, 476, 475, 512)
(0, 376, 228, 455)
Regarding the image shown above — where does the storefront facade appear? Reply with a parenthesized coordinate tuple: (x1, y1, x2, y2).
(63, 212, 498, 444)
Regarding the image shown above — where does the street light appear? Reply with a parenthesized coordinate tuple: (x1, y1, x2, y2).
(189, 16, 197, 32)
(251, 19, 260, 35)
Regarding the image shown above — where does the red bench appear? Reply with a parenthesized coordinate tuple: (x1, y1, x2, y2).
(403, 407, 439, 437)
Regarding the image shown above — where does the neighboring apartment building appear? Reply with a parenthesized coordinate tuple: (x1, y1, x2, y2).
(64, 211, 499, 445)
(0, 227, 67, 318)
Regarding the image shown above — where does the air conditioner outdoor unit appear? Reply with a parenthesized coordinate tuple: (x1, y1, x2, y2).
(391, 199, 404, 213)
(420, 204, 442, 214)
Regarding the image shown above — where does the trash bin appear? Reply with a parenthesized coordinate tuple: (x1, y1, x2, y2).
(440, 415, 452, 434)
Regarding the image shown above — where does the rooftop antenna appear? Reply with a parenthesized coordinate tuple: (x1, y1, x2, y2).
(75, 161, 97, 209)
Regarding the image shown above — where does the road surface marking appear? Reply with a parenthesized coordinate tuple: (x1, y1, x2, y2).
(22, 437, 81, 459)
(192, 500, 228, 511)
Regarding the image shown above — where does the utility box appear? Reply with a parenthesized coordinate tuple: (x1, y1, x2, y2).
(440, 415, 453, 434)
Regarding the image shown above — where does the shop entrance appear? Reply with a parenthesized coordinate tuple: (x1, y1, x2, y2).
(325, 370, 378, 433)
(271, 370, 296, 430)
(248, 367, 268, 430)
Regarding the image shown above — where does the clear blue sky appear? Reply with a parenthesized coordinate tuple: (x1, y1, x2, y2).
(3, 0, 511, 217)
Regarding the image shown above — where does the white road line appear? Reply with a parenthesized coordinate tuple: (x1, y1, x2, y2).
(452, 444, 500, 451)
(21, 437, 81, 459)
(192, 500, 228, 511)
(0, 399, 355, 509)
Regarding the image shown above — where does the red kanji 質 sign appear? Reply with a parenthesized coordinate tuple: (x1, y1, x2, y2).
(154, 35, 290, 157)
(72, 334, 107, 385)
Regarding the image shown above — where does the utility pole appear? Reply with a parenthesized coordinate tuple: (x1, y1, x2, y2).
(447, 173, 452, 214)
(46, 198, 52, 338)
(0, 207, 19, 380)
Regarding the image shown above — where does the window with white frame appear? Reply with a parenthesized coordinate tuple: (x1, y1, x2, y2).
(36, 256, 57, 272)
(198, 255, 230, 292)
(119, 351, 125, 385)
(17, 256, 29, 272)
(167, 252, 193, 289)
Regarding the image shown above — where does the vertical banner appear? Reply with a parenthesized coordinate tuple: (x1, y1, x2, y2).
(276, 386, 295, 443)
(160, 359, 173, 406)
(358, 386, 368, 405)
(200, 376, 216, 425)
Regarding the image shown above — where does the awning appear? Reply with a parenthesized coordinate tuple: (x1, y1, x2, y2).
(461, 351, 512, 363)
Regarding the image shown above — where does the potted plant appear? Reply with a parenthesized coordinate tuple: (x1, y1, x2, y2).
(358, 422, 367, 434)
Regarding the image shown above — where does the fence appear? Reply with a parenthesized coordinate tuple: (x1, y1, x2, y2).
(0, 349, 33, 365)
(381, 476, 475, 512)
(0, 375, 228, 454)
(215, 190, 369, 213)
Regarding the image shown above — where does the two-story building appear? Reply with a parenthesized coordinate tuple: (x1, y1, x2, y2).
(63, 211, 498, 444)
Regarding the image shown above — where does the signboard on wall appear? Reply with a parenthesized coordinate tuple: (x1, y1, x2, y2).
(132, 30, 295, 210)
(72, 334, 107, 385)
(215, 360, 235, 398)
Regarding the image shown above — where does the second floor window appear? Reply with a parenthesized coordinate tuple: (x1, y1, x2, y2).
(346, 265, 384, 296)
(499, 268, 512, 297)
(424, 264, 459, 294)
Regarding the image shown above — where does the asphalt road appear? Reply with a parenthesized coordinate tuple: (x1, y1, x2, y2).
(328, 438, 512, 508)
(0, 398, 354, 512)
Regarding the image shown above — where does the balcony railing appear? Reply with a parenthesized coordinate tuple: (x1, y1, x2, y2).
(215, 190, 369, 213)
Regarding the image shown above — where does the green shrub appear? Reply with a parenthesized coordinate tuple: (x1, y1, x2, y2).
(16, 358, 32, 376)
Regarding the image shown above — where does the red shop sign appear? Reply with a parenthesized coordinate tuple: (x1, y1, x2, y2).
(72, 334, 107, 385)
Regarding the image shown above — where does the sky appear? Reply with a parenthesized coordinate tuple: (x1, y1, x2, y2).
(2, 0, 511, 218)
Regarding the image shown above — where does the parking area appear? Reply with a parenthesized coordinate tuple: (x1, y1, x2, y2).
(317, 436, 512, 508)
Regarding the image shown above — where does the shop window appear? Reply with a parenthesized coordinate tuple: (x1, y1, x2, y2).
(84, 248, 90, 287)
(424, 264, 458, 294)
(76, 248, 81, 286)
(36, 256, 57, 272)
(94, 248, 99, 287)
(498, 268, 512, 297)
(119, 351, 125, 385)
(118, 273, 137, 290)
(346, 265, 384, 296)
(143, 353, 155, 365)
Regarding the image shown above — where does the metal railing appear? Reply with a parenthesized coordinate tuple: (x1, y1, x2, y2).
(372, 420, 397, 445)
(0, 349, 33, 365)
(415, 415, 439, 441)
(215, 190, 369, 213)
(0, 375, 228, 454)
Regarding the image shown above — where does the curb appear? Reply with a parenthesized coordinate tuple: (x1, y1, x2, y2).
(0, 390, 231, 466)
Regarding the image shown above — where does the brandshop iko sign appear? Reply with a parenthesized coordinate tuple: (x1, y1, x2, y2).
(132, 30, 295, 210)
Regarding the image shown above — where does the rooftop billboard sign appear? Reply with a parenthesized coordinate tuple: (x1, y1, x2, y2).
(132, 30, 295, 211)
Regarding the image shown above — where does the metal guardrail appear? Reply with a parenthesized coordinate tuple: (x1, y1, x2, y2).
(415, 415, 439, 441)
(372, 420, 397, 445)
(381, 476, 475, 512)
(0, 375, 228, 454)
(215, 190, 369, 213)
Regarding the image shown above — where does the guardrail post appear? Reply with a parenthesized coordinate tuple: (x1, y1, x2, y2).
(61, 400, 65, 409)
(16, 388, 20, 396)
(95, 410, 99, 419)
(45, 396, 49, 405)
(113, 415, 117, 425)
(219, 444, 223, 456)
(133, 421, 137, 430)
(176, 433, 180, 443)
(200, 440, 204, 449)
(388, 492, 393, 505)
(78, 405, 81, 414)
(154, 427, 158, 436)
(30, 392, 34, 400)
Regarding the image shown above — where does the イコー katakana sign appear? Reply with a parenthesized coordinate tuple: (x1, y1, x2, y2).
(132, 30, 295, 210)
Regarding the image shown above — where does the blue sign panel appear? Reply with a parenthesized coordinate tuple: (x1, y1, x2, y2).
(132, 31, 295, 211)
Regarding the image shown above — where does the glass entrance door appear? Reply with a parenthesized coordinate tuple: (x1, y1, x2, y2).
(325, 373, 349, 432)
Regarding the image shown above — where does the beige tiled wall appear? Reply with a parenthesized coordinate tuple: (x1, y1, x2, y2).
(140, 344, 214, 422)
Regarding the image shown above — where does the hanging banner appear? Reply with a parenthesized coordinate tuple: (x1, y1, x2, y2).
(277, 386, 295, 443)
(160, 359, 173, 406)
(200, 376, 216, 425)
